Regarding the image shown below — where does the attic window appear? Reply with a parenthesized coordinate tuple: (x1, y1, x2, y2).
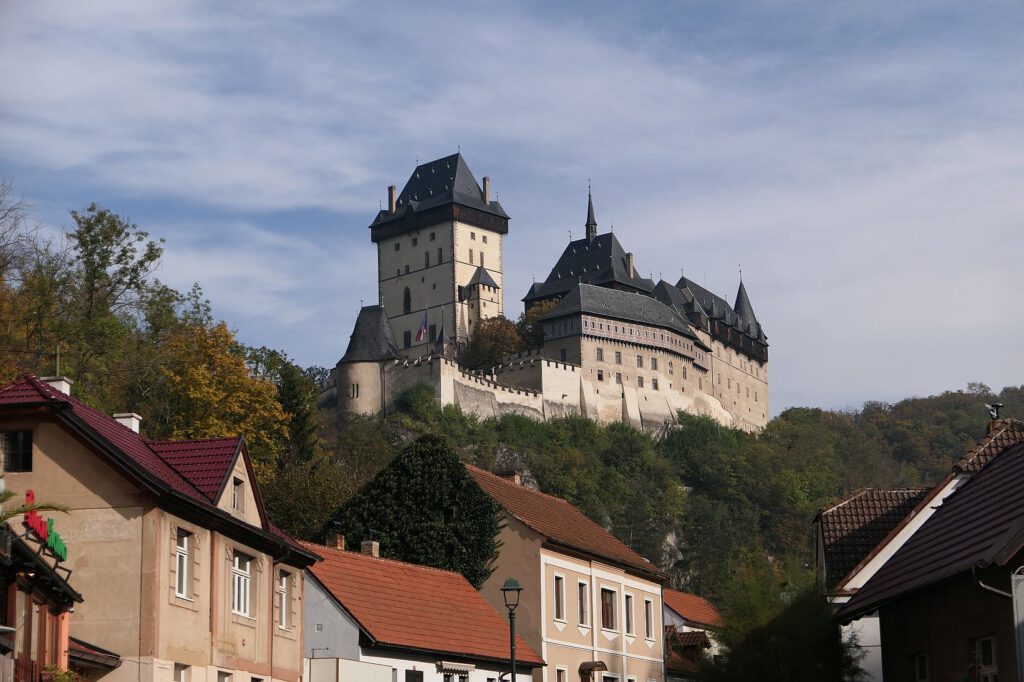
(232, 478, 245, 512)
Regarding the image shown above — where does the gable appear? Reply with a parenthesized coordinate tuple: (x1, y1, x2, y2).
(214, 444, 264, 527)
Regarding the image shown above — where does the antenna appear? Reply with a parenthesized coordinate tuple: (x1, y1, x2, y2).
(987, 403, 1003, 420)
(739, 263, 743, 281)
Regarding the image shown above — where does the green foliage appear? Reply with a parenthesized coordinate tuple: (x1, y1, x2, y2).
(461, 316, 523, 370)
(328, 434, 502, 588)
(516, 299, 557, 350)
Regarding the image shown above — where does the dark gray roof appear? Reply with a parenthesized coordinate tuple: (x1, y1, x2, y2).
(372, 153, 508, 225)
(654, 280, 707, 320)
(542, 283, 697, 339)
(678, 275, 766, 341)
(339, 306, 403, 364)
(523, 231, 655, 304)
(734, 280, 759, 325)
(468, 266, 500, 289)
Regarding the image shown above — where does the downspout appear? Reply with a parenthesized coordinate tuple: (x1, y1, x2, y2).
(973, 566, 1012, 599)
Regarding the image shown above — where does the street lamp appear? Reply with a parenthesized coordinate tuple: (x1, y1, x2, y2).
(501, 578, 523, 682)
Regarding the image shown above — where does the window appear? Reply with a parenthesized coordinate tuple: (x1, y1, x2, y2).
(556, 670, 567, 682)
(554, 575, 565, 621)
(482, 235, 488, 243)
(232, 551, 252, 617)
(651, 358, 658, 371)
(624, 594, 634, 635)
(411, 236, 418, 246)
(217, 672, 232, 682)
(393, 242, 400, 252)
(232, 478, 244, 512)
(578, 582, 589, 626)
(350, 383, 359, 399)
(644, 599, 654, 639)
(637, 376, 644, 389)
(175, 530, 191, 599)
(652, 378, 659, 391)
(277, 570, 291, 629)
(600, 588, 616, 630)
(469, 249, 474, 264)
(403, 331, 411, 348)
(973, 636, 997, 682)
(430, 232, 436, 241)
(405, 672, 424, 682)
(403, 287, 412, 314)
(596, 370, 604, 382)
(615, 372, 622, 385)
(424, 252, 430, 268)
(683, 366, 687, 380)
(480, 252, 485, 267)
(404, 264, 410, 274)
(471, 232, 476, 240)
(1, 431, 31, 472)
(437, 247, 443, 264)
(615, 351, 622, 364)
(913, 652, 929, 682)
(596, 348, 604, 361)
(315, 623, 324, 632)
(174, 664, 189, 682)
(560, 348, 567, 362)
(429, 324, 437, 342)
(636, 355, 643, 368)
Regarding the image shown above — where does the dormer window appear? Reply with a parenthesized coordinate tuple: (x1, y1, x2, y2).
(232, 478, 245, 512)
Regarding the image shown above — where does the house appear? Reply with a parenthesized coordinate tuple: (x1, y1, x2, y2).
(0, 375, 319, 681)
(301, 536, 544, 682)
(467, 466, 668, 682)
(661, 589, 723, 681)
(836, 419, 1024, 682)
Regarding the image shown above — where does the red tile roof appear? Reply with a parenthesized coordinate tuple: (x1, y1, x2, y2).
(839, 440, 1024, 621)
(302, 542, 544, 667)
(817, 487, 931, 590)
(465, 465, 665, 580)
(673, 629, 712, 648)
(663, 588, 724, 629)
(149, 437, 241, 500)
(955, 419, 1024, 473)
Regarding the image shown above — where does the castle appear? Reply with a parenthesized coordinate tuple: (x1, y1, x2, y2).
(320, 153, 769, 432)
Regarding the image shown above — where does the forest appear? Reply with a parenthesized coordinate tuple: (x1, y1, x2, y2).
(3, 187, 1022, 655)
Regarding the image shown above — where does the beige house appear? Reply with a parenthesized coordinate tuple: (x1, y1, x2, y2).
(467, 466, 668, 682)
(0, 375, 319, 682)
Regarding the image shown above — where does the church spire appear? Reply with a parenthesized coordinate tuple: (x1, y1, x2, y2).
(585, 183, 597, 242)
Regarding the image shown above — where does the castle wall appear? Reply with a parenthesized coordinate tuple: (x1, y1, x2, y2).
(708, 338, 768, 432)
(453, 222, 504, 340)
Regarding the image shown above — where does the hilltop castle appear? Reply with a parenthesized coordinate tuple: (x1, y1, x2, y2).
(320, 154, 769, 432)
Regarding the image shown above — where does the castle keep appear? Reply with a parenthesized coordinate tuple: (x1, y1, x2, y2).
(322, 154, 769, 432)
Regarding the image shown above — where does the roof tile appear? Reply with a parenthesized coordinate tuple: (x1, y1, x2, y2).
(663, 589, 724, 629)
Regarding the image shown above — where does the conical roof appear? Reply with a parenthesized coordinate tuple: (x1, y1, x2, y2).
(339, 306, 403, 364)
(734, 280, 758, 325)
(585, 190, 597, 240)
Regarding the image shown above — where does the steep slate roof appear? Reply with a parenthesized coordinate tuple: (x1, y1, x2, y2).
(339, 305, 403, 364)
(302, 542, 543, 667)
(733, 280, 758, 325)
(839, 439, 1024, 621)
(663, 588, 724, 629)
(468, 266, 500, 289)
(817, 488, 931, 590)
(543, 283, 697, 339)
(678, 275, 766, 341)
(523, 231, 655, 305)
(955, 418, 1024, 473)
(465, 465, 667, 581)
(0, 375, 317, 566)
(148, 437, 242, 500)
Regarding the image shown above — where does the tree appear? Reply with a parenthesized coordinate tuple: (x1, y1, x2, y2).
(0, 481, 68, 524)
(516, 299, 557, 350)
(461, 316, 523, 370)
(328, 434, 501, 588)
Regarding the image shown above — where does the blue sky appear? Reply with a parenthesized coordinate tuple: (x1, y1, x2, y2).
(2, 0, 1022, 413)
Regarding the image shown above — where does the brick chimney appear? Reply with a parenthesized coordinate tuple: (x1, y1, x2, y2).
(483, 176, 491, 205)
(626, 253, 634, 277)
(361, 540, 379, 558)
(113, 413, 142, 434)
(326, 532, 345, 550)
(41, 376, 73, 396)
(500, 472, 523, 486)
(388, 185, 397, 213)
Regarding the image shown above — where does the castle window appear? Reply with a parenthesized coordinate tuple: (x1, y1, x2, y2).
(699, 378, 703, 390)
(430, 232, 436, 241)
(438, 247, 443, 264)
(683, 366, 687, 380)
(480, 252, 485, 267)
(615, 373, 622, 385)
(482, 235, 488, 244)
(636, 355, 643, 368)
(637, 376, 644, 389)
(597, 370, 604, 381)
(652, 378, 659, 391)
(403, 331, 411, 348)
(755, 391, 758, 402)
(560, 348, 567, 362)
(412, 237, 418, 246)
(394, 243, 400, 252)
(425, 252, 430, 268)
(429, 324, 437, 342)
(405, 264, 410, 274)
(615, 351, 622, 365)
(471, 232, 476, 240)
(469, 249, 474, 264)
(651, 358, 658, 371)
(668, 361, 674, 375)
(596, 348, 604, 361)
(350, 384, 359, 399)
(403, 287, 412, 314)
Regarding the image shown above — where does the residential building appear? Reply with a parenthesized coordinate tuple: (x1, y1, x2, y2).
(836, 418, 1024, 682)
(302, 536, 543, 682)
(0, 375, 319, 682)
(467, 466, 668, 682)
(322, 154, 768, 434)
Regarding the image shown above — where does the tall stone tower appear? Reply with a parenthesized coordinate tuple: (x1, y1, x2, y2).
(368, 153, 509, 356)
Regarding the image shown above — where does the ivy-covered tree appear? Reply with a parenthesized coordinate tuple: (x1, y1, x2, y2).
(327, 434, 502, 588)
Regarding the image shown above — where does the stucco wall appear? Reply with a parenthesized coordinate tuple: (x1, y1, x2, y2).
(304, 577, 362, 661)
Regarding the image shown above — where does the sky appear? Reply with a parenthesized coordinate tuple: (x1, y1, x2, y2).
(1, 0, 1022, 414)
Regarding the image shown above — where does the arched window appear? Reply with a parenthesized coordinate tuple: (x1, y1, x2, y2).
(403, 287, 411, 314)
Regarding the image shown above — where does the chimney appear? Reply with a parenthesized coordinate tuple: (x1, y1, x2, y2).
(482, 176, 491, 205)
(326, 532, 345, 550)
(41, 376, 73, 396)
(500, 472, 523, 486)
(387, 185, 397, 213)
(113, 413, 142, 433)
(626, 252, 634, 277)
(361, 540, 379, 558)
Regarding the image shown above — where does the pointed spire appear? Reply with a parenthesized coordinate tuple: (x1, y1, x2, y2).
(734, 280, 758, 324)
(585, 182, 597, 242)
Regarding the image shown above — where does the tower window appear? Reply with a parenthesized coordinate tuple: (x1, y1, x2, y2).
(403, 331, 412, 348)
(403, 287, 411, 314)
(596, 348, 604, 361)
(430, 232, 436, 241)
(394, 243, 400, 252)
(480, 252, 485, 267)
(615, 351, 622, 365)
(471, 232, 476, 240)
(597, 370, 604, 381)
(651, 358, 658, 371)
(482, 235, 488, 243)
(412, 237, 418, 246)
(350, 384, 359, 399)
(425, 252, 430, 268)
(469, 249, 474, 264)
(437, 247, 443, 264)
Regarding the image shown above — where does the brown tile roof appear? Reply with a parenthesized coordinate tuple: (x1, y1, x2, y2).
(839, 440, 1024, 622)
(663, 589, 724, 629)
(302, 542, 544, 667)
(465, 465, 666, 581)
(674, 629, 712, 648)
(149, 437, 242, 500)
(817, 488, 930, 590)
(955, 419, 1024, 473)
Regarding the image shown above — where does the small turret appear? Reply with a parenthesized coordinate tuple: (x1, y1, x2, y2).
(585, 189, 597, 242)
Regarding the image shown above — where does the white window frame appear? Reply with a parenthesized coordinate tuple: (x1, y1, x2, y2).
(624, 592, 635, 636)
(175, 531, 191, 599)
(578, 580, 590, 627)
(232, 551, 252, 617)
(232, 478, 244, 512)
(644, 598, 654, 640)
(553, 574, 566, 622)
(277, 569, 291, 629)
(173, 664, 189, 682)
(974, 636, 997, 682)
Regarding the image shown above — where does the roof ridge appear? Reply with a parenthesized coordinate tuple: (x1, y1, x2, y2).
(148, 435, 243, 446)
(463, 463, 574, 505)
(300, 541, 469, 578)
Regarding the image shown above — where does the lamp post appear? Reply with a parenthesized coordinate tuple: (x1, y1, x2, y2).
(501, 578, 523, 682)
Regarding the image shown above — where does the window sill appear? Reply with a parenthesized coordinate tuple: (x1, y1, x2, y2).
(231, 613, 256, 628)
